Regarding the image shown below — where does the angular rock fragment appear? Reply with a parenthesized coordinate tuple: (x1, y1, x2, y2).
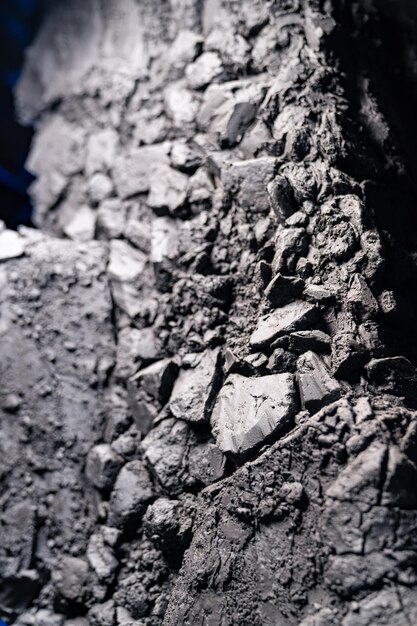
(297, 351, 342, 413)
(186, 51, 223, 89)
(53, 557, 89, 602)
(108, 240, 146, 283)
(169, 349, 222, 424)
(289, 329, 331, 354)
(109, 460, 154, 529)
(168, 29, 203, 68)
(128, 359, 178, 434)
(211, 373, 298, 456)
(366, 356, 417, 404)
(150, 217, 179, 264)
(116, 326, 160, 379)
(144, 497, 195, 560)
(264, 272, 304, 307)
(147, 164, 189, 215)
(267, 175, 295, 222)
(221, 102, 258, 148)
(222, 157, 277, 213)
(141, 418, 191, 494)
(87, 531, 118, 583)
(86, 444, 124, 492)
(112, 145, 169, 199)
(0, 229, 25, 261)
(250, 300, 317, 351)
(62, 205, 96, 242)
(85, 129, 118, 177)
(164, 82, 199, 126)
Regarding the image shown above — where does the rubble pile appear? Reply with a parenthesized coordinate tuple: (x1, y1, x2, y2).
(2, 0, 417, 624)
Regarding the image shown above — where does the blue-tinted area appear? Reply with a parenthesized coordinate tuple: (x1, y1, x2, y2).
(0, 619, 7, 626)
(0, 0, 43, 228)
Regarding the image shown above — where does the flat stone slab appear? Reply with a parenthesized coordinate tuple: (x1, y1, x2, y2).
(211, 373, 298, 457)
(169, 349, 222, 424)
(250, 300, 317, 350)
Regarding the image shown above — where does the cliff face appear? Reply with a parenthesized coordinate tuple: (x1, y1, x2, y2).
(2, 1, 417, 624)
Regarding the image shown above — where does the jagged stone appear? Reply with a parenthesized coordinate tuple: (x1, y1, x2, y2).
(297, 351, 342, 413)
(264, 272, 304, 307)
(250, 300, 317, 350)
(86, 444, 124, 492)
(211, 373, 298, 456)
(289, 329, 331, 353)
(0, 229, 25, 260)
(108, 460, 154, 529)
(169, 349, 222, 424)
(222, 157, 277, 213)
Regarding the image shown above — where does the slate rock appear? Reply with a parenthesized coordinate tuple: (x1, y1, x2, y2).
(86, 444, 124, 492)
(222, 157, 277, 213)
(112, 145, 169, 199)
(108, 460, 154, 529)
(366, 357, 417, 404)
(289, 330, 331, 354)
(108, 240, 147, 283)
(211, 373, 298, 456)
(250, 300, 317, 351)
(264, 272, 304, 307)
(169, 349, 222, 424)
(130, 358, 179, 406)
(297, 351, 342, 413)
(267, 175, 295, 222)
(141, 418, 190, 495)
(147, 164, 189, 215)
(221, 102, 258, 148)
(62, 205, 96, 242)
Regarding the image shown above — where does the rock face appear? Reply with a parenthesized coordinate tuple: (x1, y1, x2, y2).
(4, 0, 417, 624)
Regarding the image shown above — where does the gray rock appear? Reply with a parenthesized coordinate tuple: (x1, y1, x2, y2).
(267, 175, 295, 222)
(297, 351, 342, 413)
(211, 373, 298, 456)
(0, 229, 25, 261)
(186, 51, 223, 89)
(164, 81, 199, 126)
(169, 350, 222, 424)
(222, 157, 277, 213)
(289, 330, 331, 354)
(85, 129, 118, 177)
(53, 556, 89, 602)
(88, 173, 113, 204)
(108, 240, 147, 284)
(141, 418, 190, 494)
(62, 205, 96, 242)
(86, 444, 124, 492)
(250, 300, 317, 350)
(112, 145, 169, 200)
(168, 29, 203, 68)
(109, 460, 154, 529)
(147, 164, 189, 215)
(264, 272, 304, 307)
(87, 532, 118, 583)
(170, 140, 203, 172)
(130, 358, 178, 406)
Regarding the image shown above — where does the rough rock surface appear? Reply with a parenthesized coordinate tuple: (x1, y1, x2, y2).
(3, 0, 417, 624)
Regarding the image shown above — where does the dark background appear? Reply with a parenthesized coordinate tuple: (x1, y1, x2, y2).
(0, 0, 45, 228)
